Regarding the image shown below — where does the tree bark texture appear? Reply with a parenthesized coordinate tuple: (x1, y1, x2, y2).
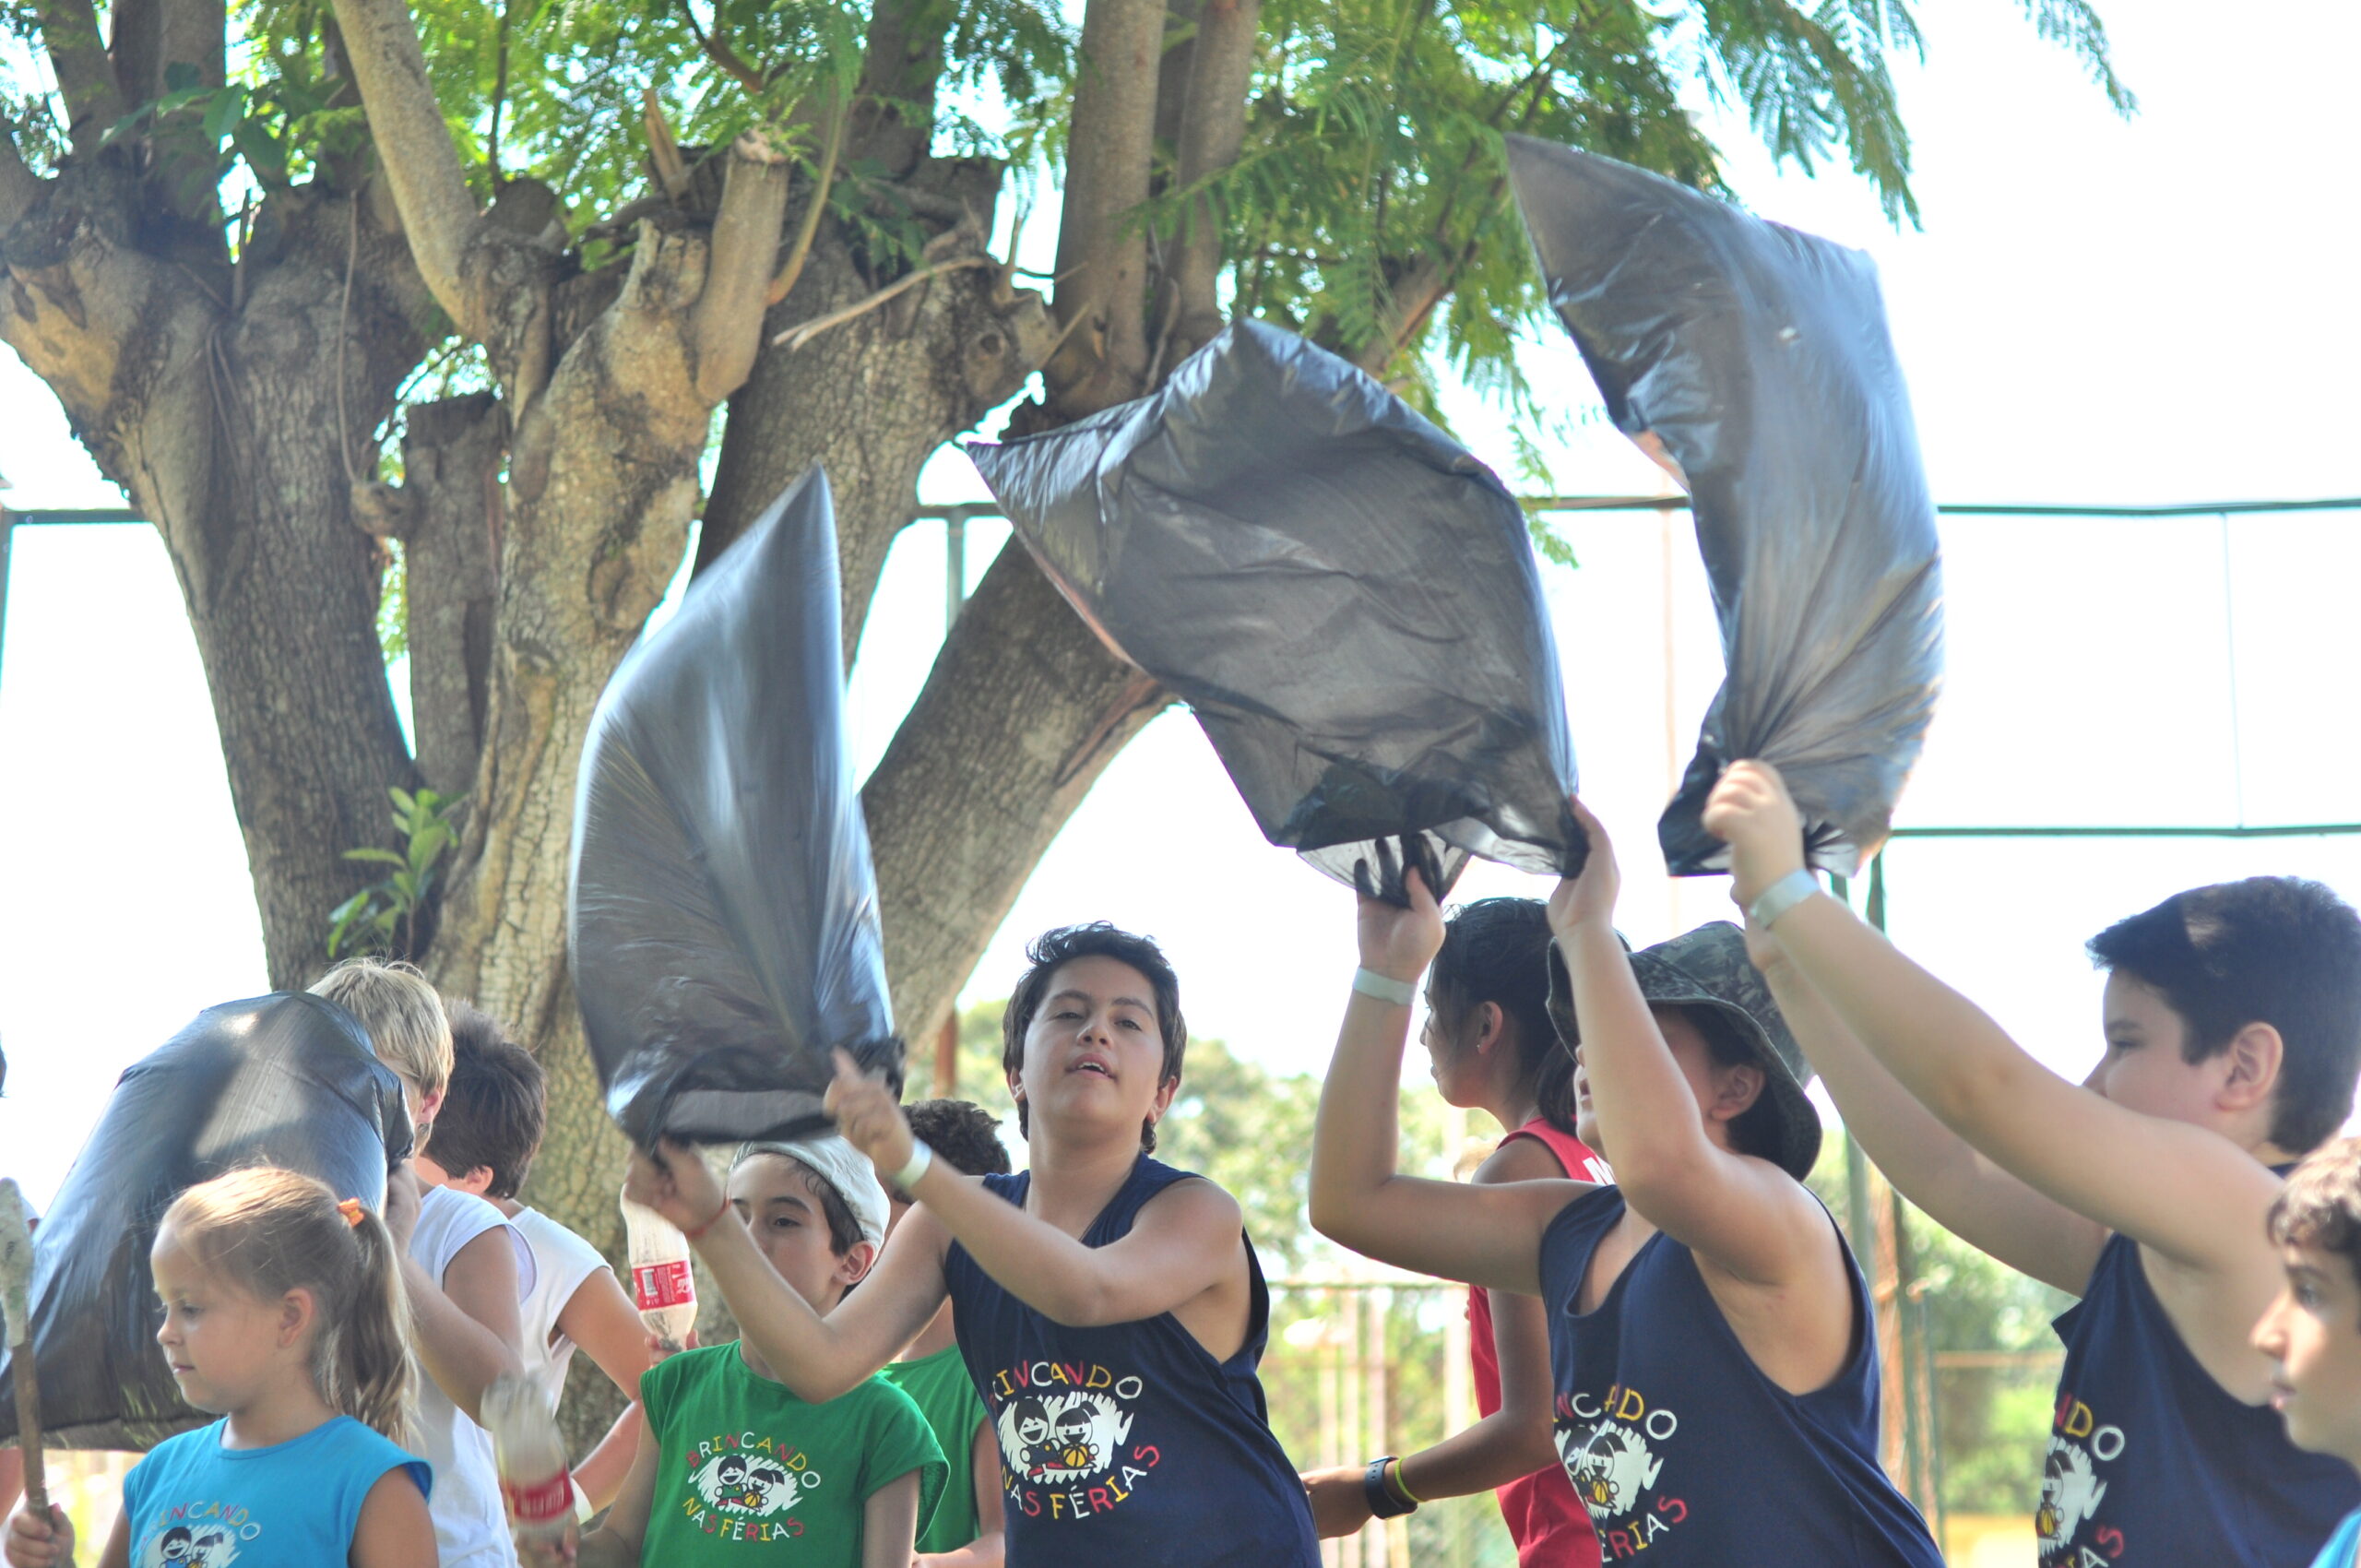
(697, 184, 1057, 658)
(863, 548, 1170, 1043)
(2, 168, 436, 988)
(398, 392, 504, 798)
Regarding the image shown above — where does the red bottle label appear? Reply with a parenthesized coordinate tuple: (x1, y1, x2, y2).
(632, 1259, 694, 1311)
(504, 1468, 574, 1526)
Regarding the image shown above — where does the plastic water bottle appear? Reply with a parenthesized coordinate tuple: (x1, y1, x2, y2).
(483, 1374, 573, 1543)
(622, 1182, 698, 1351)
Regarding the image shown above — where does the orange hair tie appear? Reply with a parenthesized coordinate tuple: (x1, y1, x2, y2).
(337, 1198, 367, 1229)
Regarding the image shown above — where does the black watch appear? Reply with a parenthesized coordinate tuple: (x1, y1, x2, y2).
(1363, 1456, 1416, 1519)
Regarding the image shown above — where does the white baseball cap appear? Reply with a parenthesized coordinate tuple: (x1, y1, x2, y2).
(730, 1133, 890, 1250)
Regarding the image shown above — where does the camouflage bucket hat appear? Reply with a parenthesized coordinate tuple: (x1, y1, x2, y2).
(1546, 921, 1822, 1181)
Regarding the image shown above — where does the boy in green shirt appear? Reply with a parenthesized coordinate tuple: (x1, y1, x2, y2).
(878, 1100, 1012, 1567)
(530, 1135, 945, 1567)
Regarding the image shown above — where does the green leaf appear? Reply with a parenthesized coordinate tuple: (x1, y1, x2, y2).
(201, 85, 246, 145)
(231, 117, 287, 182)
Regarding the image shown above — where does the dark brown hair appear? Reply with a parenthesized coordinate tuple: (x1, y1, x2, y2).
(1001, 924, 1187, 1151)
(427, 1001, 546, 1200)
(2089, 877, 2361, 1154)
(2270, 1137, 2361, 1313)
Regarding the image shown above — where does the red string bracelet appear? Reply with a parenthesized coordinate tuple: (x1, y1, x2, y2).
(684, 1194, 727, 1246)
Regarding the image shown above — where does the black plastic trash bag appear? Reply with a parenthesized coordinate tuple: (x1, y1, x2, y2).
(967, 319, 1584, 905)
(570, 466, 900, 1147)
(0, 992, 411, 1449)
(1506, 136, 1943, 876)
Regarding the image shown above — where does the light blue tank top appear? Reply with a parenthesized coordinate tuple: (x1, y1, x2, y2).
(120, 1415, 431, 1567)
(2310, 1510, 2361, 1568)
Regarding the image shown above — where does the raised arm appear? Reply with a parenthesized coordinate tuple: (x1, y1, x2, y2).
(1547, 800, 1833, 1289)
(624, 1141, 945, 1404)
(826, 1054, 1244, 1327)
(1744, 919, 2108, 1293)
(1705, 760, 2284, 1279)
(1306, 864, 1584, 1296)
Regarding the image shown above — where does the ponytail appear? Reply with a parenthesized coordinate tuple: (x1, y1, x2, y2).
(161, 1168, 416, 1442)
(332, 1206, 415, 1441)
(1429, 897, 1578, 1133)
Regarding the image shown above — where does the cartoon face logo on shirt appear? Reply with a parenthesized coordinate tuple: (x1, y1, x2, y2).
(691, 1451, 813, 1518)
(1562, 1420, 1663, 1521)
(995, 1390, 1134, 1485)
(2035, 1436, 2107, 1551)
(142, 1525, 239, 1568)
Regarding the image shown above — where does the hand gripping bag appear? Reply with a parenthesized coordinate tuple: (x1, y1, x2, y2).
(966, 319, 1584, 905)
(1506, 136, 1943, 876)
(569, 466, 900, 1147)
(0, 992, 411, 1449)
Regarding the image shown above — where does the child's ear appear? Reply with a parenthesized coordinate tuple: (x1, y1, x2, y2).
(279, 1286, 318, 1348)
(1713, 1062, 1766, 1123)
(1148, 1070, 1182, 1128)
(836, 1240, 880, 1288)
(2218, 1021, 2284, 1113)
(1474, 1002, 1506, 1059)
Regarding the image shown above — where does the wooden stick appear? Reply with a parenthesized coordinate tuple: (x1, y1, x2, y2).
(11, 1346, 44, 1518)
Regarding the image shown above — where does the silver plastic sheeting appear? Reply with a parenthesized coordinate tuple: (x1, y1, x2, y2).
(1508, 136, 1943, 876)
(569, 467, 899, 1146)
(967, 320, 1584, 905)
(0, 992, 410, 1449)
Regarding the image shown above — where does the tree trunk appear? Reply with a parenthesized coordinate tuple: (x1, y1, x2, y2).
(864, 546, 1170, 1042)
(697, 165, 1054, 657)
(1, 169, 436, 989)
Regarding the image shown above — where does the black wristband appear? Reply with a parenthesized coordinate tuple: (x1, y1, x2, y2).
(1363, 1456, 1415, 1519)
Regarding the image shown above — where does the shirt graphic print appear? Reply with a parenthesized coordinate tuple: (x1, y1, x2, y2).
(985, 1358, 1155, 1522)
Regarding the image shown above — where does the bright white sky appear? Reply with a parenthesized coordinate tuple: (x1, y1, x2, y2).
(3, 0, 2359, 1208)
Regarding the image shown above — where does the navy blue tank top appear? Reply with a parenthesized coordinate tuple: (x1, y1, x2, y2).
(1539, 1185, 1941, 1565)
(945, 1156, 1320, 1567)
(2044, 1229, 2359, 1567)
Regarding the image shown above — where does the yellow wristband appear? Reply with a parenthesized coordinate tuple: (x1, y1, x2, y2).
(1387, 1458, 1422, 1507)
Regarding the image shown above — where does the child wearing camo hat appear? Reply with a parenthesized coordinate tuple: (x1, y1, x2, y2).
(524, 1134, 946, 1568)
(1309, 801, 1940, 1566)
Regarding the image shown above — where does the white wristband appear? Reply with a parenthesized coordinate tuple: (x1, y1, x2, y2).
(893, 1139, 934, 1193)
(1352, 968, 1418, 1006)
(1747, 867, 1821, 931)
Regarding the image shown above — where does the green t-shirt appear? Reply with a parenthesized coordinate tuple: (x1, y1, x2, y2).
(640, 1343, 946, 1563)
(879, 1345, 991, 1554)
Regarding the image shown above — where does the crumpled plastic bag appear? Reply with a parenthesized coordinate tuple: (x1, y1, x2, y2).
(966, 319, 1584, 905)
(0, 992, 411, 1449)
(1506, 136, 1943, 876)
(570, 466, 900, 1146)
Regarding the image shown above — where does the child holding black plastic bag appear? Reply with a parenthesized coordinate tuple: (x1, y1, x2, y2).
(524, 1134, 944, 1568)
(3, 1168, 433, 1568)
(622, 924, 1321, 1568)
(1309, 804, 1940, 1565)
(1710, 760, 2361, 1567)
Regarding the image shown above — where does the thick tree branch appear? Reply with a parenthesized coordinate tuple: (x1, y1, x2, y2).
(0, 125, 42, 230)
(852, 0, 950, 176)
(692, 132, 790, 402)
(1041, 0, 1166, 416)
(325, 0, 484, 336)
(1164, 0, 1259, 361)
(40, 0, 127, 157)
(866, 545, 1171, 1042)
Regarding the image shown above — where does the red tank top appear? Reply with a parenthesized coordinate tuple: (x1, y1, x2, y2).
(1468, 1118, 1610, 1568)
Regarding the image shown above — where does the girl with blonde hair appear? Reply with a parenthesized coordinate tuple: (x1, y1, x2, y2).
(4, 1167, 433, 1568)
